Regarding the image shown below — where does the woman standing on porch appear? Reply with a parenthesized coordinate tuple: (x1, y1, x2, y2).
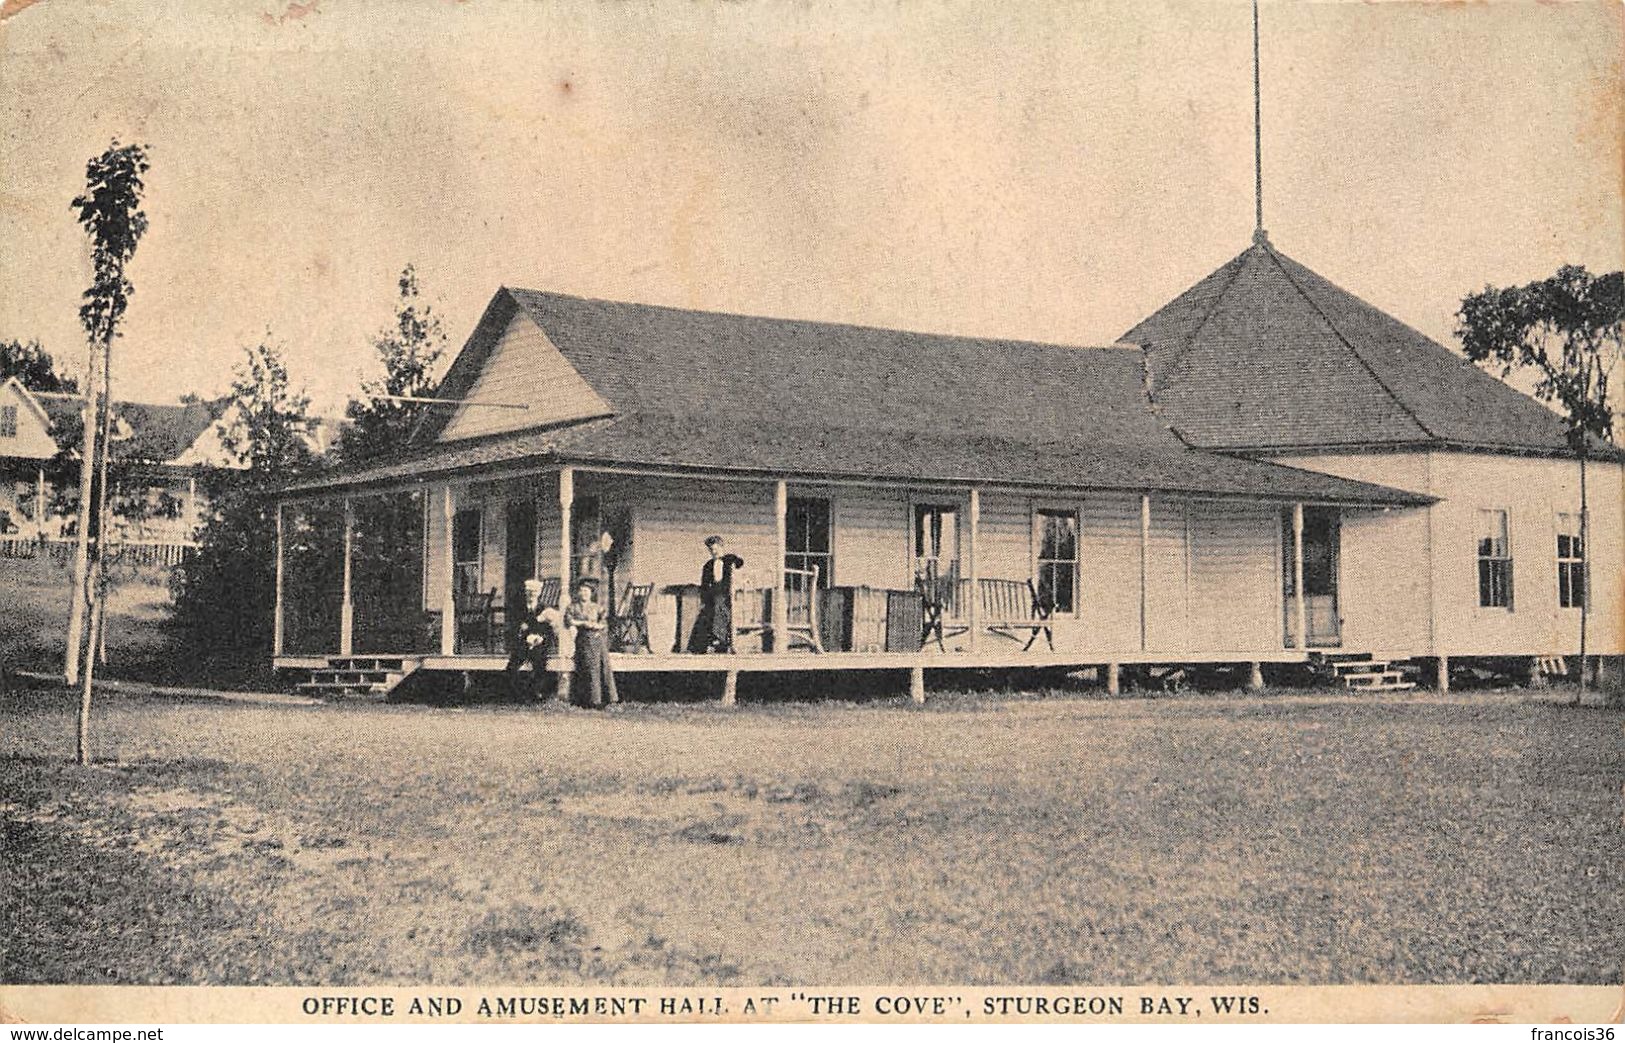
(565, 577, 618, 708)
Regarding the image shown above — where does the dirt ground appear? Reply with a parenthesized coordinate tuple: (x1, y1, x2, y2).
(3, 682, 1620, 985)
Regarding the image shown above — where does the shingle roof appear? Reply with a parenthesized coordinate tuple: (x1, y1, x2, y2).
(284, 289, 1430, 507)
(1123, 236, 1613, 457)
(41, 396, 231, 464)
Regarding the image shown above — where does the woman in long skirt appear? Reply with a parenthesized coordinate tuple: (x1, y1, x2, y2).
(565, 577, 618, 708)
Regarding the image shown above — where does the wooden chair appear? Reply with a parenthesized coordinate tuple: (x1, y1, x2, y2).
(778, 565, 824, 653)
(731, 566, 824, 653)
(610, 582, 655, 653)
(979, 577, 1055, 651)
(455, 587, 500, 653)
(916, 561, 970, 652)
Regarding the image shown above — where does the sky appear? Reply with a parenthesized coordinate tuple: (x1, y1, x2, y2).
(1, 0, 1620, 413)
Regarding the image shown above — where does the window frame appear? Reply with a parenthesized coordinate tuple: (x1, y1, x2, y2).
(912, 501, 962, 582)
(0, 404, 16, 439)
(1033, 505, 1080, 617)
(452, 506, 483, 596)
(784, 495, 833, 588)
(1555, 510, 1586, 611)
(1476, 507, 1513, 611)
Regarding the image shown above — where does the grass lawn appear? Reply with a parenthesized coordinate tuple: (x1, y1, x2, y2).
(0, 554, 273, 690)
(3, 681, 1620, 986)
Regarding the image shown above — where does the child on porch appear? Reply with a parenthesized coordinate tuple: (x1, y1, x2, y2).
(564, 576, 618, 708)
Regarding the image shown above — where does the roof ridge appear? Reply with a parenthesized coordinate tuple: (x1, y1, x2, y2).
(507, 286, 1133, 357)
(1260, 243, 1439, 441)
(1157, 247, 1253, 389)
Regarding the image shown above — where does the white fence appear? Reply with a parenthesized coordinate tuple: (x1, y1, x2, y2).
(0, 535, 197, 568)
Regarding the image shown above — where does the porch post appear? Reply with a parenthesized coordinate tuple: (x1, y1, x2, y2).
(1292, 502, 1306, 650)
(339, 496, 354, 657)
(558, 467, 574, 585)
(272, 502, 285, 658)
(967, 487, 981, 652)
(556, 468, 575, 701)
(186, 476, 197, 536)
(772, 479, 788, 650)
(1140, 494, 1151, 651)
(440, 484, 456, 656)
(36, 466, 46, 538)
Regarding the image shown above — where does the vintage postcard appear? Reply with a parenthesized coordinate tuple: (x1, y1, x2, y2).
(1, 0, 1621, 1029)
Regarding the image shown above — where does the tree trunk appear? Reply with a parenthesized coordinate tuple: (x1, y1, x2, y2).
(63, 352, 100, 684)
(1577, 449, 1589, 705)
(76, 591, 103, 765)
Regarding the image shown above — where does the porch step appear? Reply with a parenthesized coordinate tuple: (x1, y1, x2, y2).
(293, 656, 422, 699)
(1310, 652, 1416, 693)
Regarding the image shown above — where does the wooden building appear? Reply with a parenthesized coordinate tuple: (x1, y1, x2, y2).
(271, 236, 1620, 698)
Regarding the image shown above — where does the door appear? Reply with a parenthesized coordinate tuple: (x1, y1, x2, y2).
(1283, 507, 1341, 648)
(504, 497, 538, 626)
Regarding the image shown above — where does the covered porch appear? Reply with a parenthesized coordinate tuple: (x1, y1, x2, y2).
(271, 460, 1379, 699)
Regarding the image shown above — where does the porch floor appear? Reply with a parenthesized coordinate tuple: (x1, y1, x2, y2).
(276, 647, 1315, 674)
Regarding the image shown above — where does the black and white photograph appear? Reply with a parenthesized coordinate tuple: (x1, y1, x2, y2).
(0, 0, 1620, 1027)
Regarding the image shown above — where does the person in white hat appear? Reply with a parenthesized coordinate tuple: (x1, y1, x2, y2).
(506, 578, 561, 700)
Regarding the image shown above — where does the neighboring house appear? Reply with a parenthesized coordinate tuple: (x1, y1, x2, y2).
(0, 379, 245, 543)
(0, 377, 63, 536)
(270, 233, 1618, 695)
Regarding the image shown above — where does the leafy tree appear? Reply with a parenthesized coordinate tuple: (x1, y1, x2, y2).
(65, 139, 149, 763)
(169, 337, 315, 683)
(340, 264, 447, 462)
(220, 335, 316, 476)
(0, 338, 79, 394)
(1456, 265, 1623, 704)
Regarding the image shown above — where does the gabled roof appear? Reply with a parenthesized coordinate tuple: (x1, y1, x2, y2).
(40, 395, 234, 464)
(1123, 235, 1613, 458)
(1, 376, 54, 426)
(287, 288, 1431, 508)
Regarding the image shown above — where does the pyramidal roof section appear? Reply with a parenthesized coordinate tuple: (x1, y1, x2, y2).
(1123, 236, 1594, 457)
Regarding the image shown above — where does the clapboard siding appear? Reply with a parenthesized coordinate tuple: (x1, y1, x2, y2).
(413, 473, 1381, 658)
(1145, 500, 1191, 653)
(1336, 507, 1430, 654)
(438, 312, 609, 442)
(581, 474, 776, 647)
(1277, 449, 1624, 656)
(1273, 451, 1432, 655)
(1426, 452, 1623, 657)
(1078, 496, 1143, 653)
(1187, 500, 1278, 652)
(831, 486, 911, 589)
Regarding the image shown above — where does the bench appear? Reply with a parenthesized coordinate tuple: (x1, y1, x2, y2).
(978, 577, 1054, 651)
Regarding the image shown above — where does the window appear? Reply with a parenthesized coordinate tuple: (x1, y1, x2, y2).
(1557, 512, 1585, 610)
(1035, 508, 1078, 614)
(452, 507, 482, 595)
(785, 496, 832, 587)
(913, 504, 960, 581)
(569, 494, 603, 582)
(1476, 508, 1512, 609)
(0, 405, 16, 439)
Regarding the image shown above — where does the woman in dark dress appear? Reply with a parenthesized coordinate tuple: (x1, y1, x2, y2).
(565, 577, 618, 707)
(688, 535, 745, 653)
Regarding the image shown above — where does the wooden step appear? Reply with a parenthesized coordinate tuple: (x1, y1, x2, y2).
(1345, 670, 1406, 686)
(1332, 660, 1390, 675)
(292, 655, 421, 700)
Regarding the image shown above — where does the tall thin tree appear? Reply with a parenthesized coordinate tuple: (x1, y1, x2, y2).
(65, 140, 149, 763)
(1457, 265, 1622, 704)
